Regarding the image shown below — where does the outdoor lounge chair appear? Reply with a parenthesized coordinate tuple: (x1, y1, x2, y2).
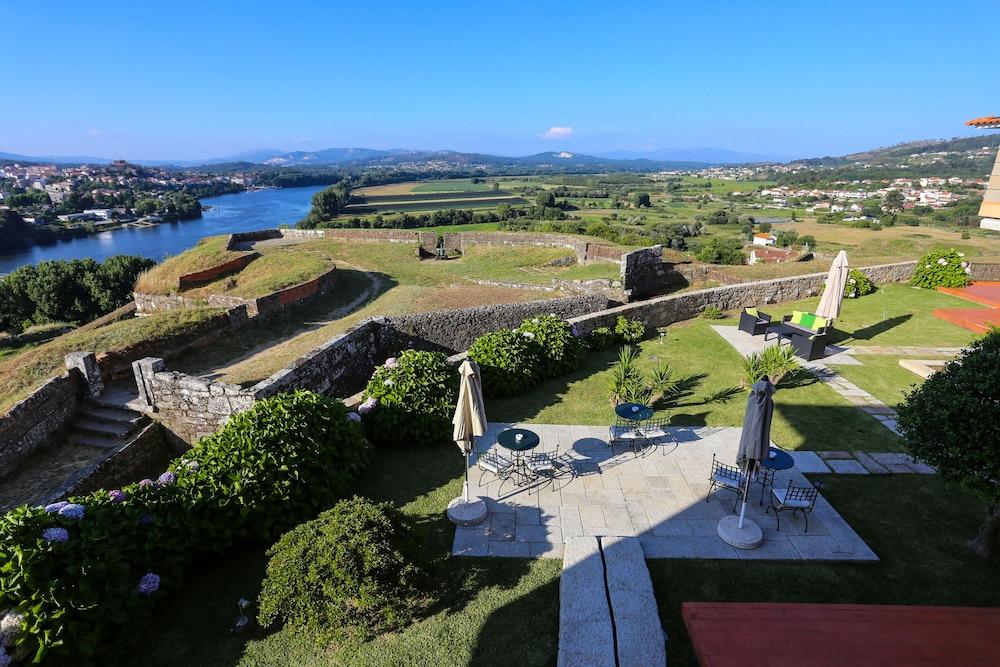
(766, 480, 822, 532)
(707, 453, 744, 512)
(770, 310, 832, 360)
(738, 308, 772, 336)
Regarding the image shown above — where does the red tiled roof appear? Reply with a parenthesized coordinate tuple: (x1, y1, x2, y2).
(966, 115, 1000, 128)
(751, 247, 797, 261)
(683, 602, 1000, 666)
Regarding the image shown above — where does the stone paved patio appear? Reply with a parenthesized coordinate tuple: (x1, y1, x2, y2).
(452, 423, 878, 562)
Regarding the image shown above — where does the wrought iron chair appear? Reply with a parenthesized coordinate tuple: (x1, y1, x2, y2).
(526, 442, 563, 494)
(766, 480, 823, 532)
(476, 448, 513, 486)
(707, 453, 745, 512)
(609, 416, 644, 453)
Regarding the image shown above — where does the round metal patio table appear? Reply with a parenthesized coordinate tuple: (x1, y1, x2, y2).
(497, 428, 541, 485)
(758, 446, 794, 505)
(615, 403, 654, 422)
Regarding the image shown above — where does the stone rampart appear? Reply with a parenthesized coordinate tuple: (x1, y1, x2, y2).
(569, 261, 917, 335)
(177, 252, 260, 290)
(970, 262, 1000, 282)
(0, 371, 84, 478)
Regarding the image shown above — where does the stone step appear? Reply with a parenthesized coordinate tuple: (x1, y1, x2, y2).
(80, 405, 146, 427)
(91, 388, 141, 409)
(69, 433, 125, 449)
(601, 535, 667, 667)
(72, 419, 132, 439)
(558, 537, 615, 667)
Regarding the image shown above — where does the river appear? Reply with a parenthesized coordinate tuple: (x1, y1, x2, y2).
(0, 185, 323, 274)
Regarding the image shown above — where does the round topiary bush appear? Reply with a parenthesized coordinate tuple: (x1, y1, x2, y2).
(845, 268, 876, 299)
(361, 350, 458, 446)
(911, 248, 971, 289)
(518, 314, 585, 377)
(257, 496, 422, 641)
(468, 328, 541, 396)
(586, 326, 616, 351)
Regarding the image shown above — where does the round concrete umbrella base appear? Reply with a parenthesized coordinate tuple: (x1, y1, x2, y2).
(717, 515, 763, 550)
(447, 497, 488, 526)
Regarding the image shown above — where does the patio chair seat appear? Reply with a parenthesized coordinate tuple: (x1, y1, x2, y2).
(642, 425, 668, 439)
(478, 451, 512, 476)
(527, 453, 557, 474)
(711, 471, 743, 491)
(771, 488, 812, 508)
(610, 425, 643, 440)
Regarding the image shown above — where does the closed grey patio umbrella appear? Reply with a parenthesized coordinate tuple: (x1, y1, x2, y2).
(719, 377, 775, 549)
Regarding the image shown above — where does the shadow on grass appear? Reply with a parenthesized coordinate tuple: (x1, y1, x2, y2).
(774, 402, 900, 452)
(829, 314, 912, 345)
(468, 575, 561, 667)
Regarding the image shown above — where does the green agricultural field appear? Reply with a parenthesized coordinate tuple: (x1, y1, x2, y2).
(410, 179, 495, 193)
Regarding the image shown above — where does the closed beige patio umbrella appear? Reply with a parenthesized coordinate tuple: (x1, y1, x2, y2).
(452, 359, 488, 503)
(816, 250, 850, 320)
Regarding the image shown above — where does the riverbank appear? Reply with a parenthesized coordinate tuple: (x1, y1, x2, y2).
(0, 185, 324, 274)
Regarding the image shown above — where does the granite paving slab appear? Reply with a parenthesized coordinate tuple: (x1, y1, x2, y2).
(453, 423, 877, 562)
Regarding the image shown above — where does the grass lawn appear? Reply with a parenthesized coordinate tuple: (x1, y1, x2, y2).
(136, 236, 244, 294)
(650, 474, 1000, 664)
(0, 308, 224, 413)
(489, 318, 901, 452)
(835, 355, 947, 410)
(135, 442, 561, 667)
(767, 283, 981, 348)
(410, 179, 495, 193)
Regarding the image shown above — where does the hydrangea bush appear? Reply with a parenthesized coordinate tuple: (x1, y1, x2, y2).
(0, 390, 368, 664)
(614, 316, 647, 344)
(845, 268, 876, 299)
(258, 496, 422, 642)
(361, 350, 459, 446)
(517, 314, 585, 377)
(911, 248, 971, 289)
(468, 327, 542, 396)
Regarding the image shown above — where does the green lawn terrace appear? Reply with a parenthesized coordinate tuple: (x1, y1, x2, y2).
(491, 283, 980, 453)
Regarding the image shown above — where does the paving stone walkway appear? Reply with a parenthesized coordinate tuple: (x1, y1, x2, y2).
(453, 423, 878, 562)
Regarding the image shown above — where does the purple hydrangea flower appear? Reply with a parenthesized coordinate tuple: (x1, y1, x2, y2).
(139, 479, 154, 487)
(109, 489, 127, 503)
(384, 357, 399, 368)
(137, 573, 160, 596)
(43, 501, 68, 514)
(358, 397, 378, 415)
(157, 471, 177, 485)
(185, 460, 200, 472)
(42, 527, 69, 543)
(571, 325, 581, 338)
(57, 503, 85, 520)
(0, 648, 10, 667)
(139, 514, 154, 526)
(346, 411, 362, 423)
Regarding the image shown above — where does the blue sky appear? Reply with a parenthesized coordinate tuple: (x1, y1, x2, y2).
(2, 1, 997, 161)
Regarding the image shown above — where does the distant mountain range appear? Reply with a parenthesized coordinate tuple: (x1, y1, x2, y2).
(2, 134, 997, 170)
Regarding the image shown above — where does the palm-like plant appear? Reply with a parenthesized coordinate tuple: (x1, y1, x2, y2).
(741, 344, 800, 389)
(609, 346, 678, 406)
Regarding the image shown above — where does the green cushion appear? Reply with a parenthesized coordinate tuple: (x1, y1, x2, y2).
(799, 312, 817, 330)
(746, 307, 758, 317)
(791, 311, 804, 325)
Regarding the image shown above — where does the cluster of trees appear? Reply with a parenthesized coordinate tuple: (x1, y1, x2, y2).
(133, 193, 203, 221)
(0, 255, 155, 334)
(696, 237, 745, 265)
(703, 208, 737, 225)
(0, 209, 77, 250)
(305, 206, 540, 230)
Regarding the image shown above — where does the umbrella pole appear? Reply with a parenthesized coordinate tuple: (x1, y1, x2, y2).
(463, 437, 473, 502)
(738, 463, 753, 529)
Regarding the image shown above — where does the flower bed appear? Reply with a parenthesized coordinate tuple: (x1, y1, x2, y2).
(0, 390, 368, 665)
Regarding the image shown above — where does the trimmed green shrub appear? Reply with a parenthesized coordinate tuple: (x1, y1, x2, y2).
(844, 268, 876, 299)
(897, 329, 1000, 557)
(911, 248, 971, 289)
(361, 350, 459, 447)
(468, 328, 541, 396)
(741, 345, 800, 389)
(518, 314, 585, 377)
(614, 316, 646, 343)
(700, 305, 724, 319)
(258, 497, 422, 642)
(587, 326, 617, 351)
(0, 391, 368, 665)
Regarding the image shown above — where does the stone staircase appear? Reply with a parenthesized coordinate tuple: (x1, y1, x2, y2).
(68, 389, 148, 451)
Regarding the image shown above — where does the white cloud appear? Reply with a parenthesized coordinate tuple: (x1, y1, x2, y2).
(542, 126, 573, 139)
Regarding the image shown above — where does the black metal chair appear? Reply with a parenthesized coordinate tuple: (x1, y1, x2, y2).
(639, 413, 671, 455)
(526, 442, 564, 494)
(609, 416, 644, 453)
(738, 308, 772, 336)
(766, 480, 823, 532)
(476, 449, 513, 485)
(707, 454, 745, 512)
